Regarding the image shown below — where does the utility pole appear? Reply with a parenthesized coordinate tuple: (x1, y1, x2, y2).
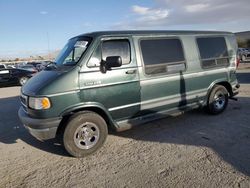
(46, 32, 51, 60)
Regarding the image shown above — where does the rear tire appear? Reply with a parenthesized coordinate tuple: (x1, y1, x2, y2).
(63, 111, 108, 158)
(206, 85, 228, 115)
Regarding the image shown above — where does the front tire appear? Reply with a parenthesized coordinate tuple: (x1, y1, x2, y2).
(63, 111, 108, 158)
(206, 85, 228, 115)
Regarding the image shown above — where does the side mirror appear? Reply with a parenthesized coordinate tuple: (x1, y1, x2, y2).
(106, 56, 122, 68)
(100, 56, 122, 73)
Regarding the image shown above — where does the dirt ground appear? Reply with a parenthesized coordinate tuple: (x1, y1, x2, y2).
(0, 69, 250, 188)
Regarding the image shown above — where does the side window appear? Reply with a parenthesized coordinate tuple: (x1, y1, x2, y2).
(88, 39, 131, 67)
(196, 37, 229, 69)
(140, 38, 186, 75)
(102, 40, 131, 65)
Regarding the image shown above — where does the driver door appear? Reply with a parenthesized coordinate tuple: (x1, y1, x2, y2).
(79, 37, 140, 121)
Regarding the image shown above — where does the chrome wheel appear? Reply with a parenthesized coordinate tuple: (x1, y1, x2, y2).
(19, 77, 28, 85)
(213, 91, 226, 110)
(207, 85, 228, 115)
(73, 122, 100, 150)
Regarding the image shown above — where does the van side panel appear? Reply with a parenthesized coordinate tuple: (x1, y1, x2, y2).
(134, 34, 234, 115)
(133, 35, 204, 114)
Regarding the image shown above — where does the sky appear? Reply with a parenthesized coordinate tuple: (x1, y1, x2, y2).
(0, 0, 250, 58)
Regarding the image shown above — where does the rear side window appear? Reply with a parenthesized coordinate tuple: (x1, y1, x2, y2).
(140, 38, 186, 75)
(196, 37, 229, 69)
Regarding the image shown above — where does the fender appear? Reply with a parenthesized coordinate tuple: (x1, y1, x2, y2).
(205, 78, 232, 104)
(60, 102, 118, 129)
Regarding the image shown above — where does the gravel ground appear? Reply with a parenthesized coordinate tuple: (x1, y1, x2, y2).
(0, 69, 249, 188)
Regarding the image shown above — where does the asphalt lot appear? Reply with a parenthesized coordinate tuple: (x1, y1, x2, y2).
(0, 69, 250, 188)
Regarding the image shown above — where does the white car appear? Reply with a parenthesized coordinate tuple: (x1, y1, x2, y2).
(0, 64, 7, 69)
(238, 48, 250, 61)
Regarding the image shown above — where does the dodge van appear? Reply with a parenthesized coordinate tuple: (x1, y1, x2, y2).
(18, 31, 240, 157)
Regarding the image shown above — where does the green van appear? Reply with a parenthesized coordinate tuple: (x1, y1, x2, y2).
(18, 31, 240, 157)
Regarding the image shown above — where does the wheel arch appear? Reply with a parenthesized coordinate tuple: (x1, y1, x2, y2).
(56, 104, 117, 137)
(205, 80, 233, 103)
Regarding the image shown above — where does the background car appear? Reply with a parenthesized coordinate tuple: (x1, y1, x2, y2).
(27, 61, 39, 67)
(0, 68, 35, 86)
(0, 64, 7, 69)
(238, 48, 250, 61)
(6, 64, 16, 69)
(17, 65, 38, 73)
(35, 61, 54, 71)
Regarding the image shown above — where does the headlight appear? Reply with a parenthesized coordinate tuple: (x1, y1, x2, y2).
(29, 97, 51, 110)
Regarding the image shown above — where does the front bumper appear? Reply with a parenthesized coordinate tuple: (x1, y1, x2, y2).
(18, 107, 62, 140)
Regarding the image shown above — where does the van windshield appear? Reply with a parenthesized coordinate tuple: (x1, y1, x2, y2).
(55, 37, 92, 66)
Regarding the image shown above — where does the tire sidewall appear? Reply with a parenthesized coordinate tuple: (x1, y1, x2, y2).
(63, 111, 108, 158)
(208, 85, 228, 114)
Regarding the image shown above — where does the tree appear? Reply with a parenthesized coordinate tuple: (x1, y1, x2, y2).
(247, 39, 250, 48)
(237, 39, 247, 48)
(237, 38, 250, 48)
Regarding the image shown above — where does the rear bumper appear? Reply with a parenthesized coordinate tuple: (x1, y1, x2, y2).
(231, 83, 240, 97)
(18, 107, 62, 140)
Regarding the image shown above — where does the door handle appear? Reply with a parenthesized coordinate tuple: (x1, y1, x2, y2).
(126, 69, 136, 74)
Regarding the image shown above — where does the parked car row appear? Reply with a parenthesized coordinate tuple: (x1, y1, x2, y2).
(17, 65, 38, 73)
(1, 60, 53, 72)
(0, 68, 35, 86)
(0, 61, 53, 86)
(26, 61, 53, 71)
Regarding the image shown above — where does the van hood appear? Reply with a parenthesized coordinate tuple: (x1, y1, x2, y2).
(22, 70, 63, 96)
(21, 68, 79, 96)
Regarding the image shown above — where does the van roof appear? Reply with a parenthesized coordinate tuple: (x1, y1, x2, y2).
(76, 30, 233, 38)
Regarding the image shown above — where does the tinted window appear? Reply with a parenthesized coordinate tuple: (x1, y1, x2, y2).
(140, 38, 185, 75)
(197, 37, 228, 59)
(102, 40, 130, 65)
(197, 37, 229, 69)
